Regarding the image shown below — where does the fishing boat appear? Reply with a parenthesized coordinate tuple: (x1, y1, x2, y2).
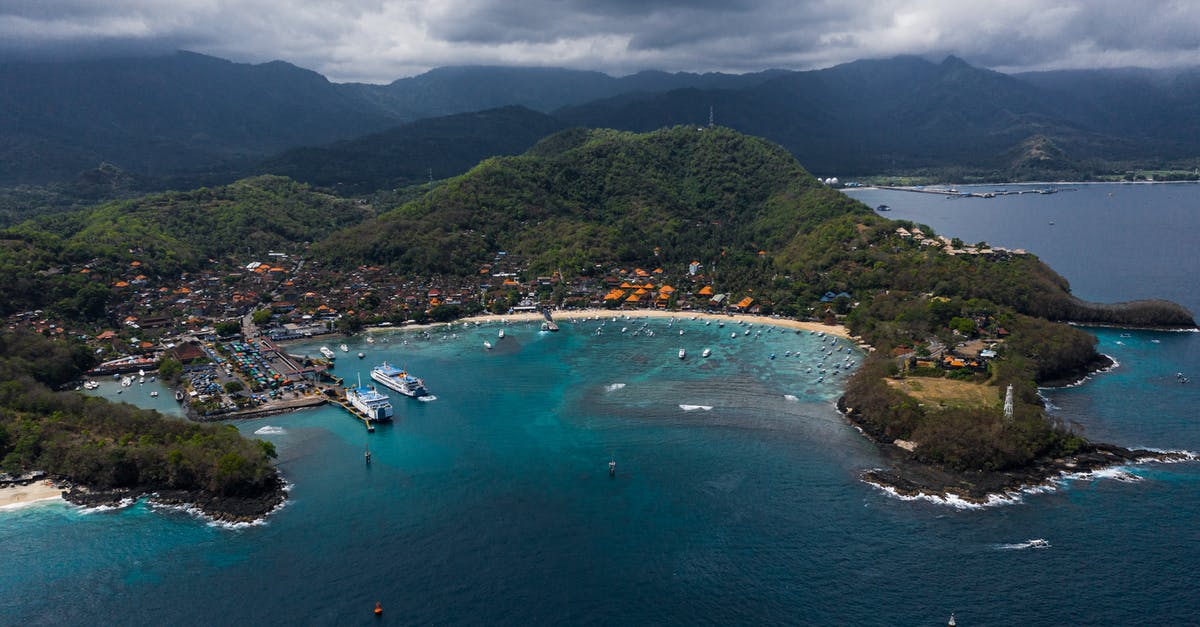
(371, 362, 428, 398)
(678, 348, 686, 359)
(702, 348, 711, 358)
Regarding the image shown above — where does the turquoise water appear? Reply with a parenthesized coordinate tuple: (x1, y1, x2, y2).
(3, 183, 1199, 624)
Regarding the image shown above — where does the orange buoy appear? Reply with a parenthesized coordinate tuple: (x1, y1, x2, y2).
(374, 601, 383, 616)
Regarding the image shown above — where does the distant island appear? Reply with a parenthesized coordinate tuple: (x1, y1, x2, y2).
(1, 126, 1194, 517)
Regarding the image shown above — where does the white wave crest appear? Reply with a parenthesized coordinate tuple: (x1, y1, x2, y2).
(996, 539, 1051, 550)
(864, 479, 1023, 509)
(1064, 467, 1143, 483)
(679, 404, 713, 411)
(254, 426, 286, 435)
(75, 496, 138, 514)
(605, 383, 626, 392)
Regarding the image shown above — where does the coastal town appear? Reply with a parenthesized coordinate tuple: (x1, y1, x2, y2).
(5, 217, 1026, 426)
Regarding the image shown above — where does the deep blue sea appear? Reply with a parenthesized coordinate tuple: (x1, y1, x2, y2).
(3, 183, 1199, 625)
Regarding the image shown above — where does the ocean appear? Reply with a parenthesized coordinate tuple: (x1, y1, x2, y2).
(2, 183, 1198, 625)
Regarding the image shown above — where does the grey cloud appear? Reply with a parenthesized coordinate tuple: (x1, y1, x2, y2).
(2, 0, 1200, 82)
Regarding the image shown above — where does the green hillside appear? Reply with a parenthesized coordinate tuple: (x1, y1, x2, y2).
(315, 126, 864, 287)
(0, 175, 368, 318)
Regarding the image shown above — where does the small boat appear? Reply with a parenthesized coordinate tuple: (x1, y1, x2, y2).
(320, 346, 336, 360)
(498, 329, 505, 339)
(175, 390, 184, 402)
(731, 332, 737, 339)
(375, 601, 383, 616)
(340, 344, 349, 352)
(150, 391, 159, 397)
(1027, 538, 1051, 548)
(365, 335, 375, 344)
(678, 348, 686, 359)
(358, 352, 365, 359)
(609, 458, 616, 477)
(702, 348, 711, 358)
(484, 340, 493, 350)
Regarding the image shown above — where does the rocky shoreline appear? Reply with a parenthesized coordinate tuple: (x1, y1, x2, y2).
(857, 440, 1193, 505)
(61, 475, 288, 524)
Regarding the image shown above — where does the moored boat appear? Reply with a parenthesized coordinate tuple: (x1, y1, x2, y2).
(346, 379, 393, 422)
(320, 346, 336, 360)
(371, 362, 428, 398)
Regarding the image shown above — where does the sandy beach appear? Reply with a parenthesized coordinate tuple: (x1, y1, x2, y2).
(373, 309, 856, 341)
(0, 481, 64, 510)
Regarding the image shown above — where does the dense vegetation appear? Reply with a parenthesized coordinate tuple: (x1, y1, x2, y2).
(0, 176, 368, 318)
(0, 331, 279, 496)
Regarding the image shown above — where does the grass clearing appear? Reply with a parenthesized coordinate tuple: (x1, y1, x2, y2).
(886, 376, 1000, 411)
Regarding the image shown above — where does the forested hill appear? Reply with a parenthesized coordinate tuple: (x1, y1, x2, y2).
(313, 126, 867, 281)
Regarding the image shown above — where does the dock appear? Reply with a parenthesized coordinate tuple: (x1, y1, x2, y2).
(331, 396, 378, 432)
(540, 307, 559, 331)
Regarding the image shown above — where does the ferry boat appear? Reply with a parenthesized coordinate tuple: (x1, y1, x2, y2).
(370, 362, 428, 398)
(320, 346, 336, 360)
(346, 380, 394, 422)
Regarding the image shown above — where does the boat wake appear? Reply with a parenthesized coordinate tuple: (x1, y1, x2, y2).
(605, 383, 626, 392)
(996, 539, 1051, 551)
(678, 404, 713, 411)
(254, 425, 286, 435)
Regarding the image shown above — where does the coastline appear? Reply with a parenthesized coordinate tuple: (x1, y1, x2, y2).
(61, 475, 289, 524)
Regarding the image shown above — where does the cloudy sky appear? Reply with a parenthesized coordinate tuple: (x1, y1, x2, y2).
(2, 0, 1199, 82)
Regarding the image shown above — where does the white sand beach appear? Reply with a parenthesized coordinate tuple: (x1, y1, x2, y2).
(452, 308, 854, 339)
(0, 482, 64, 510)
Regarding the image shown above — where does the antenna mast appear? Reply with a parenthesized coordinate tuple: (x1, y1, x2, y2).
(708, 105, 714, 128)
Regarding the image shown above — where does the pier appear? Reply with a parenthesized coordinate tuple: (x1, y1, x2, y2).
(333, 397, 377, 432)
(540, 307, 560, 331)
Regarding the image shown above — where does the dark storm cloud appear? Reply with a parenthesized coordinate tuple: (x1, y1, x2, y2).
(2, 1, 1199, 82)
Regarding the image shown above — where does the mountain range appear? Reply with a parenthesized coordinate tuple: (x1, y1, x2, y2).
(4, 51, 1200, 190)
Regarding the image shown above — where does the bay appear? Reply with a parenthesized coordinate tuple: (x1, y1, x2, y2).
(2, 182, 1198, 625)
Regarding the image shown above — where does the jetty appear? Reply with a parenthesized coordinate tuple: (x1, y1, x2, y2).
(540, 307, 559, 331)
(322, 387, 379, 432)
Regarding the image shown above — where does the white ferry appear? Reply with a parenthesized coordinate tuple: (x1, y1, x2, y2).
(320, 346, 336, 360)
(371, 362, 428, 398)
(346, 381, 394, 422)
